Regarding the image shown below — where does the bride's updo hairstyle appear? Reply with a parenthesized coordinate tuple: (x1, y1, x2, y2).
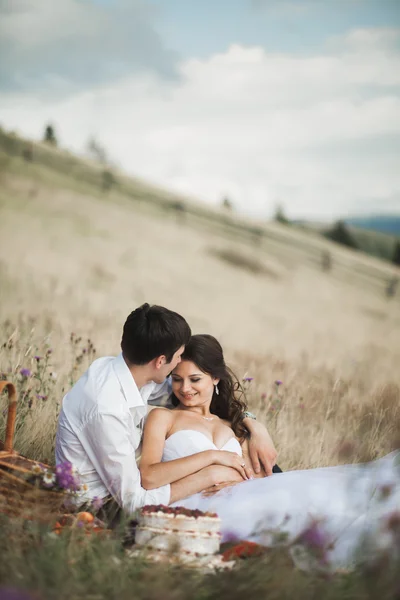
(171, 334, 248, 439)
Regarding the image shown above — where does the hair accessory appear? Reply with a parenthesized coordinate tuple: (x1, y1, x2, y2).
(214, 384, 219, 396)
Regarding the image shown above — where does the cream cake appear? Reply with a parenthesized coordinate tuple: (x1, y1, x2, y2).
(135, 505, 221, 556)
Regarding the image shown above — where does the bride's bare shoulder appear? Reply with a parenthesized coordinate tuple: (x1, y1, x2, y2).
(146, 406, 174, 427)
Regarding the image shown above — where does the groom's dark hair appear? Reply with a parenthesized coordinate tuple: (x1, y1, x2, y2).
(121, 303, 191, 365)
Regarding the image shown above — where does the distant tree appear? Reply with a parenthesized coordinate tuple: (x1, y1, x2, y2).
(324, 220, 358, 249)
(392, 240, 400, 267)
(43, 124, 57, 146)
(171, 200, 186, 224)
(274, 203, 290, 225)
(101, 169, 115, 193)
(321, 250, 332, 272)
(22, 143, 33, 162)
(222, 196, 233, 211)
(386, 277, 398, 298)
(87, 136, 108, 164)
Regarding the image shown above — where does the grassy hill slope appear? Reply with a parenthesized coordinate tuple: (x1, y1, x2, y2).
(0, 128, 399, 469)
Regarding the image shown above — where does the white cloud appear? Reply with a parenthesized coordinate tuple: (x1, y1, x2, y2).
(0, 0, 178, 94)
(1, 27, 400, 219)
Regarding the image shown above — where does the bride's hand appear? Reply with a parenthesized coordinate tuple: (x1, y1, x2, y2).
(201, 481, 239, 496)
(210, 450, 252, 480)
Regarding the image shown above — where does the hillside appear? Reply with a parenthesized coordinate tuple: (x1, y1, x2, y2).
(1, 127, 399, 363)
(1, 127, 400, 474)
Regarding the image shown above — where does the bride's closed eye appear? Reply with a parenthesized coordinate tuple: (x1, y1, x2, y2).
(172, 376, 201, 383)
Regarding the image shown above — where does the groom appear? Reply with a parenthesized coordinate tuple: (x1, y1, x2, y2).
(55, 303, 279, 514)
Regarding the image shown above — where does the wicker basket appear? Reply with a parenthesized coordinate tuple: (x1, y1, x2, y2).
(0, 380, 65, 520)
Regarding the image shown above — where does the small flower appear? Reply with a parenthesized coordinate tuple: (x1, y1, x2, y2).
(31, 463, 44, 475)
(297, 521, 330, 565)
(43, 471, 56, 487)
(386, 511, 400, 535)
(46, 348, 52, 356)
(34, 356, 42, 362)
(92, 496, 103, 511)
(243, 377, 253, 382)
(36, 394, 47, 400)
(0, 587, 35, 600)
(379, 484, 394, 501)
(275, 380, 283, 386)
(337, 440, 356, 461)
(20, 368, 32, 378)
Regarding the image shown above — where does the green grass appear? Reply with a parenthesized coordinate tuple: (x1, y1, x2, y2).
(0, 515, 399, 600)
(349, 227, 398, 262)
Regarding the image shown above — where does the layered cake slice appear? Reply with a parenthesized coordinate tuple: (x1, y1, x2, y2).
(135, 505, 221, 556)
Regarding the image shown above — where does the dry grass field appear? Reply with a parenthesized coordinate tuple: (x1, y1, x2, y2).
(1, 137, 399, 470)
(1, 134, 400, 599)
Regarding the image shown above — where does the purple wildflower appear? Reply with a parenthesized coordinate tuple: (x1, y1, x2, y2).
(301, 523, 327, 548)
(223, 530, 239, 544)
(36, 394, 47, 400)
(46, 348, 52, 356)
(386, 511, 400, 536)
(275, 380, 283, 386)
(243, 377, 254, 382)
(55, 460, 80, 491)
(34, 356, 42, 362)
(92, 496, 103, 511)
(20, 368, 32, 378)
(298, 521, 330, 565)
(0, 587, 34, 600)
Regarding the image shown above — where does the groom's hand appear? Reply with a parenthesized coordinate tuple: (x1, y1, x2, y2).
(245, 419, 277, 476)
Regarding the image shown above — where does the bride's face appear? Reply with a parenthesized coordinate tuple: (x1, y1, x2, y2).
(171, 360, 218, 408)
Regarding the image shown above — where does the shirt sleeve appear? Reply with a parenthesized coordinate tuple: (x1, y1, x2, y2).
(147, 377, 174, 408)
(80, 410, 170, 512)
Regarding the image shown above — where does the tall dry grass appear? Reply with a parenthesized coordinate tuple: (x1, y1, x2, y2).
(1, 169, 399, 466)
(1, 149, 400, 600)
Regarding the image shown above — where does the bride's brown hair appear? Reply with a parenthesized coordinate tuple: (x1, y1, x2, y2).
(170, 334, 248, 439)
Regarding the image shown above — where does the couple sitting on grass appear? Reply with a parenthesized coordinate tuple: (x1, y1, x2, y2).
(56, 303, 399, 570)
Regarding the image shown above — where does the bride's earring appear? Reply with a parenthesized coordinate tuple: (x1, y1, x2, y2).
(214, 384, 219, 396)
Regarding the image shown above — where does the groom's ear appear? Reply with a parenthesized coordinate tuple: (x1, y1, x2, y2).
(154, 355, 167, 370)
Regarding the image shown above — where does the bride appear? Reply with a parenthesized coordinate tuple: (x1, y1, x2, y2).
(139, 334, 400, 570)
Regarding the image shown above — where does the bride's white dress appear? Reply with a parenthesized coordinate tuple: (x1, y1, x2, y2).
(163, 430, 400, 569)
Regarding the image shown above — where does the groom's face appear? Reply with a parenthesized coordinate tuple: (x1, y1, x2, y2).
(153, 345, 185, 383)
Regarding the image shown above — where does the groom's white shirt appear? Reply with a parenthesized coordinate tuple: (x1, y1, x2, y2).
(55, 353, 171, 512)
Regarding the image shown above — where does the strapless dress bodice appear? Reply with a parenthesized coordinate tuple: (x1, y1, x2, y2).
(162, 429, 242, 462)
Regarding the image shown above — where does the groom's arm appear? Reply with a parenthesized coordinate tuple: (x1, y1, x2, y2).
(242, 417, 277, 476)
(81, 411, 171, 512)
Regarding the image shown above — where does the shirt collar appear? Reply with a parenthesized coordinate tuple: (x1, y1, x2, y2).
(112, 353, 145, 409)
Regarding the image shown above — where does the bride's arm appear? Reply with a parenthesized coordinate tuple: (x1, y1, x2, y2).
(140, 408, 250, 490)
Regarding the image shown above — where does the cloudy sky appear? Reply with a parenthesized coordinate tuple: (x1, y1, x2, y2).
(1, 0, 400, 220)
